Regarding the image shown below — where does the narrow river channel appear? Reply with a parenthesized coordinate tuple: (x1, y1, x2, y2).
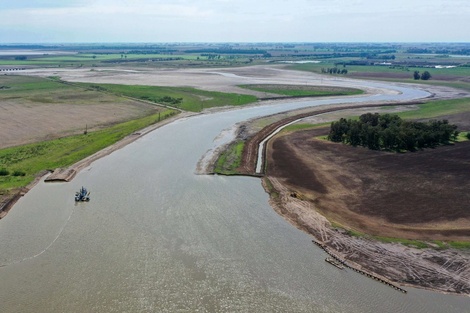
(0, 81, 468, 312)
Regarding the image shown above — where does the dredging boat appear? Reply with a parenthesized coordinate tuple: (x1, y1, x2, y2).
(75, 186, 90, 202)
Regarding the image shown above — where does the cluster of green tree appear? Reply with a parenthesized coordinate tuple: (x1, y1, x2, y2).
(125, 50, 175, 54)
(101, 57, 183, 64)
(327, 113, 459, 151)
(406, 48, 470, 55)
(309, 43, 398, 51)
(321, 67, 348, 74)
(406, 48, 433, 54)
(184, 48, 268, 55)
(14, 56, 27, 60)
(89, 85, 108, 92)
(200, 54, 222, 60)
(140, 96, 183, 105)
(413, 70, 432, 80)
(365, 54, 396, 60)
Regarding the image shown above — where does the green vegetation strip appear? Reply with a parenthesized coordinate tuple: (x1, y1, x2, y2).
(213, 141, 245, 175)
(77, 83, 258, 112)
(336, 225, 469, 250)
(397, 98, 470, 119)
(240, 84, 363, 97)
(0, 109, 176, 192)
(0, 75, 70, 95)
(283, 122, 331, 132)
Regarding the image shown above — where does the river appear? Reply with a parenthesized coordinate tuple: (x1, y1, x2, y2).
(0, 81, 468, 312)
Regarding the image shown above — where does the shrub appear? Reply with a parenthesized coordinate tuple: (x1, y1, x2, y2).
(12, 170, 26, 177)
(0, 168, 10, 176)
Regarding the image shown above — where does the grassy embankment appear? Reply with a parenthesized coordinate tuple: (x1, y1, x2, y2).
(0, 110, 175, 192)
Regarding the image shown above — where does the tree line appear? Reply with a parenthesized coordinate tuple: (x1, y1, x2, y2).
(327, 113, 459, 151)
(321, 67, 348, 74)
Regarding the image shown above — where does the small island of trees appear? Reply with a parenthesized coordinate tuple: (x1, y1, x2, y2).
(327, 113, 459, 151)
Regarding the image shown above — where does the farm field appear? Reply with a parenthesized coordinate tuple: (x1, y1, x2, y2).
(267, 126, 470, 242)
(0, 75, 163, 149)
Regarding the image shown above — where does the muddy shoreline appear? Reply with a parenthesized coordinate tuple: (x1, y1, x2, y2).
(262, 176, 470, 295)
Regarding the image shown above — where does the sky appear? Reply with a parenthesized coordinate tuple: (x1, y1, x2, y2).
(0, 0, 469, 43)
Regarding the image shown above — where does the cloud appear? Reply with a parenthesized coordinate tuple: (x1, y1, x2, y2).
(1, 0, 89, 10)
(4, 1, 213, 19)
(0, 0, 468, 42)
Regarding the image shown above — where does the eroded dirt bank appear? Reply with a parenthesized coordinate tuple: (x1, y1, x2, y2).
(265, 174, 470, 294)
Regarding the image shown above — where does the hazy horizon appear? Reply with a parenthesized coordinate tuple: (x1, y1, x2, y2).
(1, 0, 469, 43)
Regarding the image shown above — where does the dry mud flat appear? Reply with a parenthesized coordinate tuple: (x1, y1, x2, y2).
(264, 127, 470, 294)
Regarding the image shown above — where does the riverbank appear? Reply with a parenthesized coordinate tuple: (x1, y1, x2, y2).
(263, 175, 470, 295)
(0, 111, 196, 219)
(230, 90, 470, 295)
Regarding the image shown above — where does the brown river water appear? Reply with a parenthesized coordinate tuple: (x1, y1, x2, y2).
(1, 83, 469, 312)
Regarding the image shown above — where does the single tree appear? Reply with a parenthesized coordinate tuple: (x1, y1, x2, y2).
(421, 71, 431, 80)
(413, 71, 420, 80)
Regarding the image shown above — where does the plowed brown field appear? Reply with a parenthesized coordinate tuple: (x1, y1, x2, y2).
(266, 123, 470, 241)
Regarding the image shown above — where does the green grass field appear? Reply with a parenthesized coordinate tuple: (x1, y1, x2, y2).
(76, 82, 258, 112)
(0, 53, 205, 66)
(397, 98, 470, 120)
(0, 75, 142, 106)
(332, 223, 469, 250)
(0, 75, 70, 95)
(0, 109, 176, 192)
(239, 84, 363, 97)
